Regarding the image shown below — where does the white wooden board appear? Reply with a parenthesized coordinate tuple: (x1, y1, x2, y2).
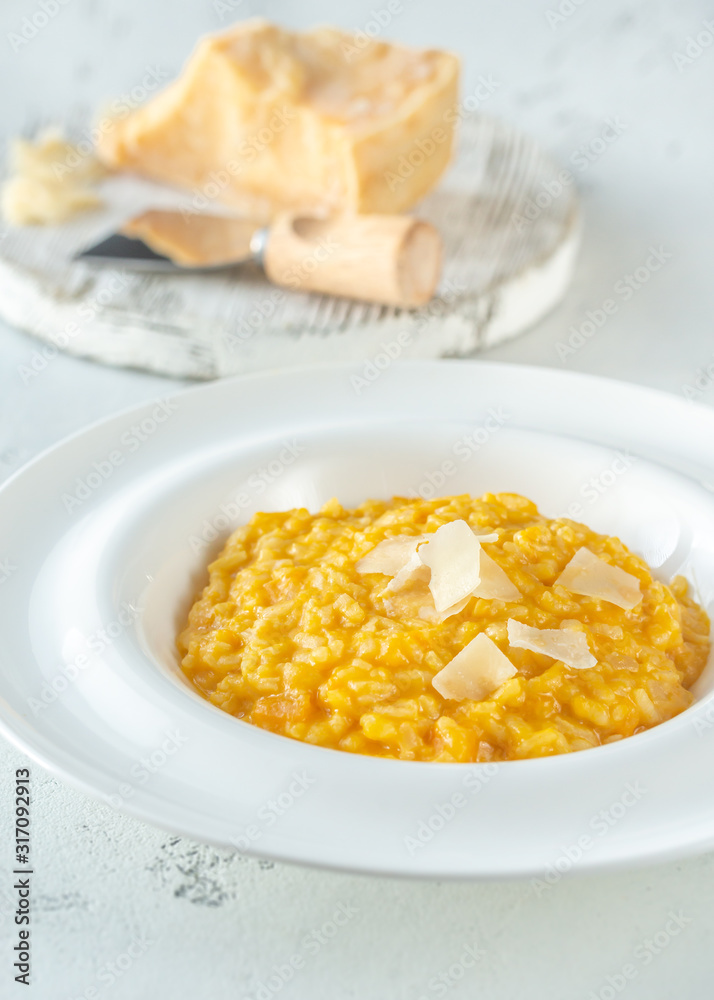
(0, 115, 579, 380)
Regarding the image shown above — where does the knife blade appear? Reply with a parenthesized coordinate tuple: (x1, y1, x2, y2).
(76, 210, 263, 272)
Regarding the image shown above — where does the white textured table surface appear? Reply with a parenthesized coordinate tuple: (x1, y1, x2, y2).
(2, 0, 714, 997)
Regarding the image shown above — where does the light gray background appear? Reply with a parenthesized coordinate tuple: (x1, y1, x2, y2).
(1, 0, 714, 996)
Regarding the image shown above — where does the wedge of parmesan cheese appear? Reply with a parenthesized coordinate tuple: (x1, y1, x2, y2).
(432, 632, 516, 701)
(356, 535, 423, 576)
(555, 547, 642, 611)
(418, 520, 483, 612)
(471, 552, 521, 602)
(96, 20, 460, 218)
(507, 619, 597, 671)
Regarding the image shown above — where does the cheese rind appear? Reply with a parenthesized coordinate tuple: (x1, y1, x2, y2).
(96, 20, 460, 218)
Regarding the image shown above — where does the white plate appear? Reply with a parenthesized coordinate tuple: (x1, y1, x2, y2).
(1, 361, 714, 879)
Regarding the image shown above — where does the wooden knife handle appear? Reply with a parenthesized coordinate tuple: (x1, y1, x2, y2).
(262, 213, 442, 308)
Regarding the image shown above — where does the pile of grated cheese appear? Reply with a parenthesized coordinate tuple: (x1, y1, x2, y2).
(1, 128, 107, 226)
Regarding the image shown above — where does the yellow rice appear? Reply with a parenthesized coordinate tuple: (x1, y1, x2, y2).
(178, 493, 710, 762)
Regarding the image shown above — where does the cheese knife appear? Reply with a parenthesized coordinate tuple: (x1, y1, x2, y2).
(75, 209, 443, 309)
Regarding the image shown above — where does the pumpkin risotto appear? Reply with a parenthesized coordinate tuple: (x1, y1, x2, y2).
(178, 493, 710, 762)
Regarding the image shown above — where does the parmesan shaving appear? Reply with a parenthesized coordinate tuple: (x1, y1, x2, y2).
(555, 547, 642, 611)
(418, 519, 482, 612)
(472, 531, 499, 544)
(418, 595, 470, 623)
(356, 520, 517, 614)
(432, 632, 516, 701)
(507, 619, 597, 671)
(356, 535, 423, 576)
(385, 550, 430, 592)
(471, 552, 521, 602)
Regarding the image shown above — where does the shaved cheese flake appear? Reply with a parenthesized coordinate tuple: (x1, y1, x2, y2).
(356, 535, 423, 576)
(555, 547, 642, 611)
(418, 519, 482, 612)
(385, 550, 430, 592)
(471, 530, 499, 544)
(432, 633, 516, 701)
(507, 619, 597, 671)
(418, 595, 470, 623)
(471, 552, 521, 601)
